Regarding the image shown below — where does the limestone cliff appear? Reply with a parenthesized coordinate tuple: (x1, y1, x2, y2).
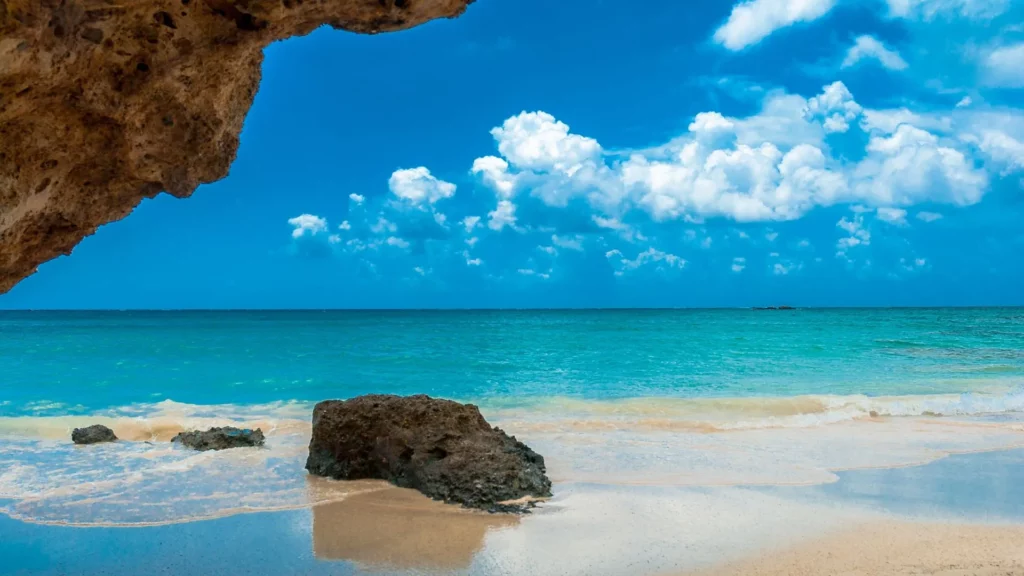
(0, 0, 474, 292)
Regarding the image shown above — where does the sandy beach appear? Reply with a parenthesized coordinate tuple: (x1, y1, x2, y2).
(689, 521, 1024, 576)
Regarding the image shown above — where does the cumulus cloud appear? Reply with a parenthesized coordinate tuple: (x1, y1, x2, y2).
(976, 129, 1024, 173)
(916, 211, 944, 222)
(876, 207, 909, 225)
(609, 247, 687, 275)
(491, 111, 601, 173)
(388, 167, 456, 205)
(842, 35, 909, 70)
(349, 193, 365, 205)
(982, 43, 1024, 88)
(713, 0, 838, 51)
(804, 81, 863, 133)
(488, 200, 517, 231)
(288, 214, 328, 238)
(472, 156, 517, 198)
(853, 124, 987, 206)
(386, 236, 410, 249)
(732, 257, 747, 272)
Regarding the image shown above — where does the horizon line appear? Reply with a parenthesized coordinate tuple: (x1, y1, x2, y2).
(1, 305, 1022, 313)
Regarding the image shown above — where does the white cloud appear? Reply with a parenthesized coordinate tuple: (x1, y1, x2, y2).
(385, 236, 410, 249)
(842, 35, 908, 71)
(552, 234, 584, 251)
(765, 231, 779, 242)
(462, 215, 481, 232)
(773, 261, 799, 275)
(466, 237, 479, 247)
(490, 111, 601, 174)
(488, 200, 517, 231)
(328, 234, 341, 245)
(885, 0, 1010, 20)
(983, 43, 1024, 88)
(804, 81, 862, 133)
(370, 217, 397, 234)
(338, 220, 351, 231)
(388, 167, 456, 205)
(288, 214, 328, 238)
(462, 250, 482, 266)
(472, 156, 517, 198)
(713, 0, 837, 51)
(976, 130, 1024, 174)
(701, 236, 714, 249)
(611, 247, 687, 275)
(853, 124, 987, 206)
(955, 96, 973, 109)
(836, 214, 871, 257)
(413, 266, 426, 276)
(876, 207, 908, 225)
(732, 257, 747, 273)
(916, 211, 944, 222)
(900, 257, 929, 271)
(349, 193, 365, 205)
(540, 245, 558, 255)
(518, 268, 551, 279)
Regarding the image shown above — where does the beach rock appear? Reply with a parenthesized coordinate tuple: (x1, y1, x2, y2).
(0, 0, 477, 293)
(305, 394, 552, 513)
(71, 424, 117, 445)
(172, 427, 265, 451)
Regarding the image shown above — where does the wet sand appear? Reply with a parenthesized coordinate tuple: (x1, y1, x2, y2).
(688, 521, 1024, 576)
(3, 449, 1024, 575)
(313, 485, 518, 571)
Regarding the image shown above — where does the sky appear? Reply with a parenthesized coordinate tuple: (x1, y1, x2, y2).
(3, 0, 1023, 309)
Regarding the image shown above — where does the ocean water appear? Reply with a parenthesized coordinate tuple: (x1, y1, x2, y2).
(1, 308, 1023, 526)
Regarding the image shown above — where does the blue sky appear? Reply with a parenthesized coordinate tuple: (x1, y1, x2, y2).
(4, 0, 1023, 309)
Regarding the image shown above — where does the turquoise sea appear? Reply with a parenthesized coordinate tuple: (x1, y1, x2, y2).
(2, 308, 1023, 412)
(1, 308, 1023, 528)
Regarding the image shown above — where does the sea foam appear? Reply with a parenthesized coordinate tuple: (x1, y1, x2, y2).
(1, 391, 1023, 526)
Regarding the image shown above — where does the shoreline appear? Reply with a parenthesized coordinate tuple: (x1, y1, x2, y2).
(4, 449, 1024, 575)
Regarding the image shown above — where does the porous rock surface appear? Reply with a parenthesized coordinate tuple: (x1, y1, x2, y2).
(0, 0, 475, 292)
(305, 394, 552, 512)
(71, 423, 117, 444)
(172, 426, 265, 450)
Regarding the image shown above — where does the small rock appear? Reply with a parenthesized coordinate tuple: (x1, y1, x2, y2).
(72, 424, 117, 445)
(172, 427, 265, 451)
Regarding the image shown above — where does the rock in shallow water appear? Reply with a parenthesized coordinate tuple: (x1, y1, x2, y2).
(71, 425, 117, 445)
(305, 394, 552, 513)
(172, 427, 265, 451)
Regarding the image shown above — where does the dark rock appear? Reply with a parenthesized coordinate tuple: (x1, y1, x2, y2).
(72, 424, 117, 445)
(305, 394, 552, 513)
(172, 427, 265, 451)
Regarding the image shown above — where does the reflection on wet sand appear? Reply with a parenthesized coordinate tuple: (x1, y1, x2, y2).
(312, 485, 518, 571)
